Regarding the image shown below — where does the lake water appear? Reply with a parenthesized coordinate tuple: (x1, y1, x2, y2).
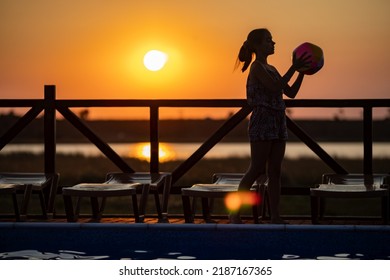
(2, 142, 390, 160)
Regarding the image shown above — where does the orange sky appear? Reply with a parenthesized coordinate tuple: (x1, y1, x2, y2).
(1, 0, 389, 119)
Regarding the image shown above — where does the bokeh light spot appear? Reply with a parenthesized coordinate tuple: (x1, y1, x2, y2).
(224, 192, 261, 212)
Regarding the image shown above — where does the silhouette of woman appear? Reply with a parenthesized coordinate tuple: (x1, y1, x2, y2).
(233, 28, 310, 224)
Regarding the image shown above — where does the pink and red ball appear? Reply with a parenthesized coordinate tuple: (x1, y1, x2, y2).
(293, 42, 324, 75)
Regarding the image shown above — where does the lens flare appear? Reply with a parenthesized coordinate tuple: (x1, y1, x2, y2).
(225, 192, 261, 211)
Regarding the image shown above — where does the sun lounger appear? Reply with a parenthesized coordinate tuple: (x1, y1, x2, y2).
(310, 173, 389, 224)
(62, 172, 172, 223)
(181, 173, 267, 223)
(0, 172, 59, 220)
(0, 183, 20, 220)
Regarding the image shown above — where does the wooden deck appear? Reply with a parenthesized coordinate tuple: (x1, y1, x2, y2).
(0, 215, 386, 225)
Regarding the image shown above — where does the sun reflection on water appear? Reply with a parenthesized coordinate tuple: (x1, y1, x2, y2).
(131, 142, 176, 162)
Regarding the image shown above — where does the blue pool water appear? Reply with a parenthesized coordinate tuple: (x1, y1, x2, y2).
(0, 223, 389, 260)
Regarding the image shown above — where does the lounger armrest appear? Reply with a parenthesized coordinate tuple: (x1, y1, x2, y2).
(149, 173, 172, 188)
(211, 173, 245, 183)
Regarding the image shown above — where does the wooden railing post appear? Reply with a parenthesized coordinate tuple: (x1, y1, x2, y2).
(150, 104, 159, 173)
(363, 106, 373, 174)
(44, 85, 56, 174)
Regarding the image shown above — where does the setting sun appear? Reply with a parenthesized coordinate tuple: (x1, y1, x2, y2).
(143, 50, 168, 71)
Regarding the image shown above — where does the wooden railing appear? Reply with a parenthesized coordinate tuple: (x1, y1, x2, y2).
(1, 85, 390, 187)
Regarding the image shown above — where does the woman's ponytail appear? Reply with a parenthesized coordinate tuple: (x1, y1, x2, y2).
(234, 28, 269, 73)
(238, 40, 254, 72)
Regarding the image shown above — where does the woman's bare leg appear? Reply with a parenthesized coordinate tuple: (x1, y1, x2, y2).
(230, 141, 270, 223)
(267, 140, 286, 223)
(238, 141, 270, 191)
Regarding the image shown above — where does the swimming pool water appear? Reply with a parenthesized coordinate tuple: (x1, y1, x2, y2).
(1, 223, 389, 260)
